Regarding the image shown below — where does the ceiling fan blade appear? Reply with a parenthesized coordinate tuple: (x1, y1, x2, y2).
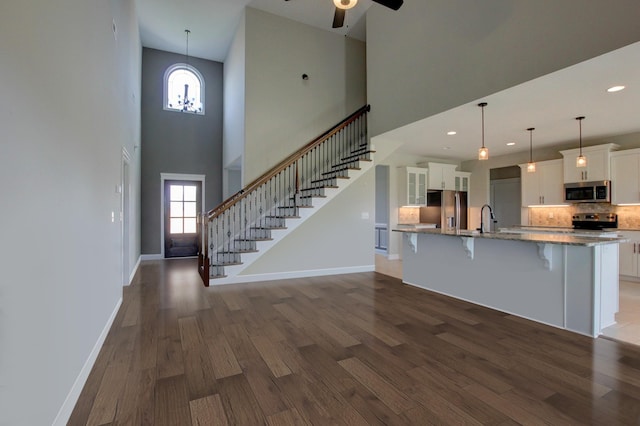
(371, 0, 403, 11)
(332, 7, 345, 28)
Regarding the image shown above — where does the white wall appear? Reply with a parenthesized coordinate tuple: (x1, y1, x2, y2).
(223, 13, 246, 174)
(243, 8, 367, 182)
(241, 168, 375, 275)
(367, 0, 640, 138)
(0, 1, 141, 424)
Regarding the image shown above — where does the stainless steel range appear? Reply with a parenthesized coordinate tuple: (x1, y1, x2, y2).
(571, 213, 618, 230)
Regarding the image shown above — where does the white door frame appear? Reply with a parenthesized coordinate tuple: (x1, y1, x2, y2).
(121, 148, 132, 286)
(160, 173, 206, 258)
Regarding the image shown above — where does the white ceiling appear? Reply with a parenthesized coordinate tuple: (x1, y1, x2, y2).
(135, 1, 640, 163)
(383, 41, 640, 162)
(135, 0, 371, 62)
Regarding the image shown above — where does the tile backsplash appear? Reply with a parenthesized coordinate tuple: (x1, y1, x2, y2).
(398, 207, 420, 224)
(529, 204, 640, 229)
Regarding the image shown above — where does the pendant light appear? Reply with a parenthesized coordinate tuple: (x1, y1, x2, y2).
(478, 102, 489, 160)
(576, 116, 586, 168)
(526, 127, 536, 173)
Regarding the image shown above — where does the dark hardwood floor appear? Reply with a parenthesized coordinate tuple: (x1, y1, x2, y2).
(70, 258, 640, 425)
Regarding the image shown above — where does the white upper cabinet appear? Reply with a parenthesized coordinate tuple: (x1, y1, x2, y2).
(427, 162, 457, 190)
(611, 149, 640, 205)
(398, 167, 428, 206)
(559, 143, 618, 183)
(519, 159, 564, 206)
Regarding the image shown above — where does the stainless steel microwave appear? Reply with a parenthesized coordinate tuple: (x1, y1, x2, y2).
(564, 180, 611, 203)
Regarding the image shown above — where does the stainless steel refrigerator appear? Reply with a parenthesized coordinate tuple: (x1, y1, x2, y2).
(420, 190, 468, 230)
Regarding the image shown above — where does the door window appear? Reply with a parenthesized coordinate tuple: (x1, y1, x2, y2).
(169, 184, 198, 234)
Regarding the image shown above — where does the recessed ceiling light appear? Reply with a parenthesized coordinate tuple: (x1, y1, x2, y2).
(443, 146, 451, 150)
(447, 131, 457, 135)
(506, 142, 516, 146)
(607, 85, 625, 93)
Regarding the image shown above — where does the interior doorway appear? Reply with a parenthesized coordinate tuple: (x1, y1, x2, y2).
(490, 166, 521, 228)
(375, 165, 390, 254)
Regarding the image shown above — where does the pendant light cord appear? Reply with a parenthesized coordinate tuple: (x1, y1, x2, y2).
(579, 119, 582, 155)
(528, 127, 534, 162)
(478, 102, 487, 149)
(481, 105, 485, 149)
(185, 29, 190, 69)
(576, 116, 585, 155)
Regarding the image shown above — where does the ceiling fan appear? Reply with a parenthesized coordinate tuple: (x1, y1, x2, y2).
(332, 0, 403, 28)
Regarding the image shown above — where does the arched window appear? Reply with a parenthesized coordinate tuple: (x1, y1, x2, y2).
(163, 63, 205, 114)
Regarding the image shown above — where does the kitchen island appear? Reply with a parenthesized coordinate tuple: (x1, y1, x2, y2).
(394, 227, 626, 337)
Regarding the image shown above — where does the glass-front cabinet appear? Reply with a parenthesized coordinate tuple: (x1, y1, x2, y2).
(455, 172, 471, 192)
(399, 167, 428, 205)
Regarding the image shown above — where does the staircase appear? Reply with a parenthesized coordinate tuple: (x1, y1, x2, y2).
(198, 105, 373, 286)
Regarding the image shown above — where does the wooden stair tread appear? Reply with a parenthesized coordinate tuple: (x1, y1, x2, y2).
(217, 250, 259, 254)
(251, 226, 287, 230)
(310, 176, 349, 184)
(322, 167, 360, 175)
(211, 261, 243, 267)
(300, 186, 338, 192)
(235, 238, 273, 242)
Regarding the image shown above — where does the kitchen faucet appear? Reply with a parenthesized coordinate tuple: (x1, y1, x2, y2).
(478, 204, 496, 233)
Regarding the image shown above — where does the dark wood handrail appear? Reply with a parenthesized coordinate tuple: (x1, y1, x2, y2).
(205, 104, 370, 220)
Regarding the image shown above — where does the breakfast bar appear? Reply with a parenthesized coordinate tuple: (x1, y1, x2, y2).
(394, 228, 626, 337)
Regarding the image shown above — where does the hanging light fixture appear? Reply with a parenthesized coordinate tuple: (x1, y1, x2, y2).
(177, 29, 200, 113)
(526, 127, 536, 173)
(576, 116, 587, 168)
(334, 0, 358, 9)
(478, 102, 489, 160)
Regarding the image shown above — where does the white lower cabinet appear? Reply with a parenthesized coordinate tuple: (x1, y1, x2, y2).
(619, 231, 640, 278)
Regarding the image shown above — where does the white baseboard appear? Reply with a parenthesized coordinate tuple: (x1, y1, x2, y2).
(209, 265, 375, 286)
(620, 274, 640, 283)
(127, 256, 141, 285)
(140, 254, 162, 261)
(387, 254, 400, 260)
(52, 297, 123, 426)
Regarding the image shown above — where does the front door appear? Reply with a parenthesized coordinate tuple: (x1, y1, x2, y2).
(164, 180, 201, 258)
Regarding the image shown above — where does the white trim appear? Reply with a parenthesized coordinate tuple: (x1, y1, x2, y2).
(387, 254, 400, 260)
(52, 297, 123, 426)
(163, 63, 206, 115)
(121, 148, 131, 287)
(208, 265, 375, 286)
(128, 256, 142, 285)
(160, 173, 206, 258)
(141, 254, 163, 261)
(402, 279, 596, 338)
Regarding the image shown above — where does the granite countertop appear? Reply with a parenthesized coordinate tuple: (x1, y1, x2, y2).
(501, 226, 619, 236)
(514, 225, 640, 233)
(392, 227, 628, 247)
